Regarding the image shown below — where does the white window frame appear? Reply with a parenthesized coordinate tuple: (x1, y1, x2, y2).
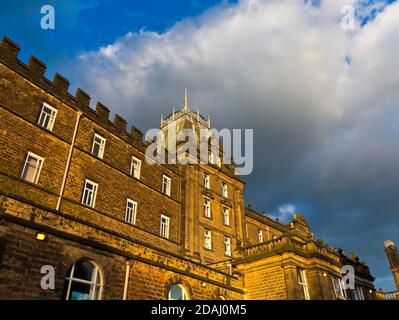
(222, 206, 230, 226)
(65, 260, 102, 300)
(224, 236, 232, 256)
(168, 284, 188, 300)
(91, 133, 106, 159)
(203, 172, 210, 189)
(125, 198, 137, 225)
(204, 229, 212, 250)
(38, 102, 57, 131)
(160, 214, 170, 238)
(332, 276, 347, 300)
(258, 229, 264, 243)
(130, 156, 142, 179)
(298, 269, 310, 300)
(21, 151, 44, 184)
(204, 197, 211, 218)
(162, 175, 171, 196)
(222, 182, 228, 198)
(82, 179, 98, 208)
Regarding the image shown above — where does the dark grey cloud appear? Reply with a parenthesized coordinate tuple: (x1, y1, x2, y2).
(74, 0, 399, 290)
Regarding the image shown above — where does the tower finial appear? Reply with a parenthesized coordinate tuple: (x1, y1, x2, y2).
(183, 88, 189, 111)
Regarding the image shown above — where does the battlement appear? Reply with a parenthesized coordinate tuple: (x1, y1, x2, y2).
(0, 36, 145, 151)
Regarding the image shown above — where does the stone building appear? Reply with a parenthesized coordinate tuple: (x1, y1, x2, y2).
(0, 36, 375, 300)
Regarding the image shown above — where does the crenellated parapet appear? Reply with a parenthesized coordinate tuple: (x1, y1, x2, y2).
(0, 36, 145, 152)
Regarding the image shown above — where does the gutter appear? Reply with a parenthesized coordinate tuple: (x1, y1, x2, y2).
(56, 111, 82, 210)
(123, 260, 131, 300)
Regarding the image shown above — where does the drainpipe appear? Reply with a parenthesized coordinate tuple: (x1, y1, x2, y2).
(123, 260, 131, 300)
(56, 111, 82, 211)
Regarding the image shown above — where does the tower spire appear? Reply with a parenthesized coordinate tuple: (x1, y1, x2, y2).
(385, 240, 399, 291)
(183, 88, 189, 111)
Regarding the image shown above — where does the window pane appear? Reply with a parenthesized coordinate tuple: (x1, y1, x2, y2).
(23, 157, 38, 182)
(64, 260, 102, 301)
(73, 260, 94, 281)
(169, 285, 185, 300)
(223, 208, 229, 225)
(69, 282, 92, 300)
(83, 181, 97, 207)
(83, 188, 92, 205)
(160, 215, 169, 238)
(38, 105, 56, 130)
(125, 200, 136, 224)
(92, 143, 100, 156)
(132, 158, 141, 178)
(22, 154, 42, 183)
(92, 135, 105, 158)
(43, 114, 50, 129)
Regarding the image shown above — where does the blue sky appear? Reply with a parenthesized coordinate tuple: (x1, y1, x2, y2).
(2, 0, 399, 292)
(1, 0, 235, 77)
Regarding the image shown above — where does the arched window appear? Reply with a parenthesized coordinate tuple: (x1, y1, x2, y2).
(168, 284, 188, 300)
(64, 259, 102, 300)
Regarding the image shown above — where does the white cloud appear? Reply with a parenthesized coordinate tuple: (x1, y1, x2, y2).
(272, 204, 296, 222)
(75, 0, 399, 133)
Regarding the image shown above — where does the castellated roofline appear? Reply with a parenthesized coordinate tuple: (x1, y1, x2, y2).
(0, 36, 245, 180)
(0, 36, 145, 149)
